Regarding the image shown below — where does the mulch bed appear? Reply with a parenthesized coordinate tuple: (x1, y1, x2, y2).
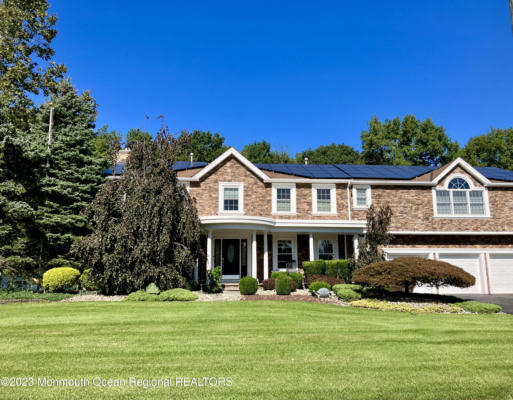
(243, 294, 339, 304)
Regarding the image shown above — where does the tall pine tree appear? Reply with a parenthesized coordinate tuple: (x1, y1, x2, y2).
(30, 79, 105, 269)
(0, 117, 39, 277)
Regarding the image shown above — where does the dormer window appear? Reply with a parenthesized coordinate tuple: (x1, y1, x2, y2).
(434, 176, 488, 217)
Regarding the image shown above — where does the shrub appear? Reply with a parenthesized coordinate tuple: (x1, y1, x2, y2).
(326, 259, 350, 280)
(160, 288, 198, 301)
(307, 274, 344, 287)
(271, 271, 289, 280)
(124, 290, 158, 301)
(79, 268, 100, 291)
(352, 257, 476, 293)
(332, 283, 363, 293)
(207, 266, 223, 293)
(262, 278, 275, 290)
(43, 267, 80, 293)
(146, 283, 160, 295)
(185, 280, 200, 291)
(291, 280, 297, 292)
(336, 288, 361, 302)
(455, 300, 502, 314)
(289, 272, 303, 289)
(275, 276, 292, 295)
(302, 260, 326, 278)
(309, 281, 331, 294)
(239, 277, 258, 295)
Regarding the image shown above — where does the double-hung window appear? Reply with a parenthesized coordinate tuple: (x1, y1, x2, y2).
(272, 184, 296, 214)
(312, 184, 336, 215)
(219, 183, 244, 214)
(434, 177, 487, 217)
(353, 185, 371, 208)
(277, 240, 293, 268)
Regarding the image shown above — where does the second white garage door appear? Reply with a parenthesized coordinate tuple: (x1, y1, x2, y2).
(437, 254, 483, 294)
(488, 254, 513, 294)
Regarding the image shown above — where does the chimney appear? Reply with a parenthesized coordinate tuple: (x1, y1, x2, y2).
(304, 157, 309, 165)
(190, 152, 194, 165)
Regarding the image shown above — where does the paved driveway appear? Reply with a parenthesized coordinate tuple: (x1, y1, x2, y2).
(456, 294, 513, 315)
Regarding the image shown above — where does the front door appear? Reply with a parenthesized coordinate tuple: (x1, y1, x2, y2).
(222, 239, 240, 277)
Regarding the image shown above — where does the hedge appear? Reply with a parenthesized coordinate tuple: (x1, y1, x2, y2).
(302, 260, 326, 278)
(336, 288, 361, 302)
(239, 277, 258, 295)
(325, 259, 350, 281)
(43, 267, 80, 293)
(332, 283, 363, 293)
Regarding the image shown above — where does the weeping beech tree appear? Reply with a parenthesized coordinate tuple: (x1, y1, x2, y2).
(74, 129, 203, 294)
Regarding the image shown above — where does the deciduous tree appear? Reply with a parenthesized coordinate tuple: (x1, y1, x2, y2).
(241, 140, 292, 163)
(296, 143, 360, 164)
(74, 129, 203, 295)
(462, 128, 513, 170)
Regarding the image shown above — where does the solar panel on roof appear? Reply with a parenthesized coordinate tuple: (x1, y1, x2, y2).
(475, 167, 513, 182)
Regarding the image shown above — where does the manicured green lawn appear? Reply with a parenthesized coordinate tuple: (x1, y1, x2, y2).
(1, 301, 513, 400)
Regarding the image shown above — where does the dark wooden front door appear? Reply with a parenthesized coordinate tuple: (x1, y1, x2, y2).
(222, 239, 240, 276)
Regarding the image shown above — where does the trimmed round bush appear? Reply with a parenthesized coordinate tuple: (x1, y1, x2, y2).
(455, 300, 502, 314)
(275, 276, 292, 295)
(336, 288, 361, 302)
(185, 280, 200, 291)
(239, 276, 258, 295)
(308, 281, 331, 294)
(43, 267, 80, 293)
(79, 268, 100, 291)
(160, 288, 198, 301)
(289, 272, 303, 289)
(262, 278, 275, 290)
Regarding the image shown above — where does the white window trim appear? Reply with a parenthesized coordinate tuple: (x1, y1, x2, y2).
(272, 183, 296, 215)
(312, 184, 337, 216)
(314, 234, 339, 260)
(218, 182, 244, 215)
(272, 235, 298, 271)
(432, 175, 490, 218)
(352, 185, 371, 209)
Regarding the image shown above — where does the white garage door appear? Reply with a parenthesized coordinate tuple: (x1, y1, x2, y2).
(386, 253, 436, 294)
(438, 254, 482, 294)
(489, 254, 513, 294)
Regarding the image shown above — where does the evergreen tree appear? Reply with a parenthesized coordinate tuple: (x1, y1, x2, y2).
(74, 129, 203, 294)
(0, 118, 39, 277)
(29, 79, 105, 269)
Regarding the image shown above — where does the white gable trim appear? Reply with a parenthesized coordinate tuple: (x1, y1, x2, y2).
(432, 158, 490, 186)
(190, 147, 270, 182)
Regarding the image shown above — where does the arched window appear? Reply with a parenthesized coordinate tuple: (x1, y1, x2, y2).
(448, 177, 470, 190)
(435, 176, 486, 216)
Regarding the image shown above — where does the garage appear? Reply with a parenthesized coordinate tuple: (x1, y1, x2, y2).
(437, 254, 483, 294)
(488, 254, 513, 294)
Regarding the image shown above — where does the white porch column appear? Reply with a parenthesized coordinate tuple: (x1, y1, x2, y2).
(206, 231, 213, 271)
(263, 232, 269, 280)
(251, 231, 257, 279)
(309, 233, 314, 261)
(353, 234, 359, 260)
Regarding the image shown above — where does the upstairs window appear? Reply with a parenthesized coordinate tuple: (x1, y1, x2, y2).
(219, 183, 243, 214)
(312, 184, 336, 214)
(353, 185, 371, 208)
(435, 177, 487, 217)
(272, 184, 296, 214)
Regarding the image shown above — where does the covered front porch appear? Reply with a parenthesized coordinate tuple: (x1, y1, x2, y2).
(195, 217, 365, 283)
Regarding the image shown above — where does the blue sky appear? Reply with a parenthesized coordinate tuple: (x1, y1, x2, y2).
(49, 0, 513, 155)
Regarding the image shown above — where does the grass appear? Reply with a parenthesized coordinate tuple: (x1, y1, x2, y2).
(0, 290, 72, 302)
(0, 301, 512, 399)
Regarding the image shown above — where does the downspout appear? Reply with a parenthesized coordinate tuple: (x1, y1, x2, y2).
(347, 181, 352, 220)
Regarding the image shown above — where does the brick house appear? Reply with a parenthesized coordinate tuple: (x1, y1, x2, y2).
(110, 147, 513, 294)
